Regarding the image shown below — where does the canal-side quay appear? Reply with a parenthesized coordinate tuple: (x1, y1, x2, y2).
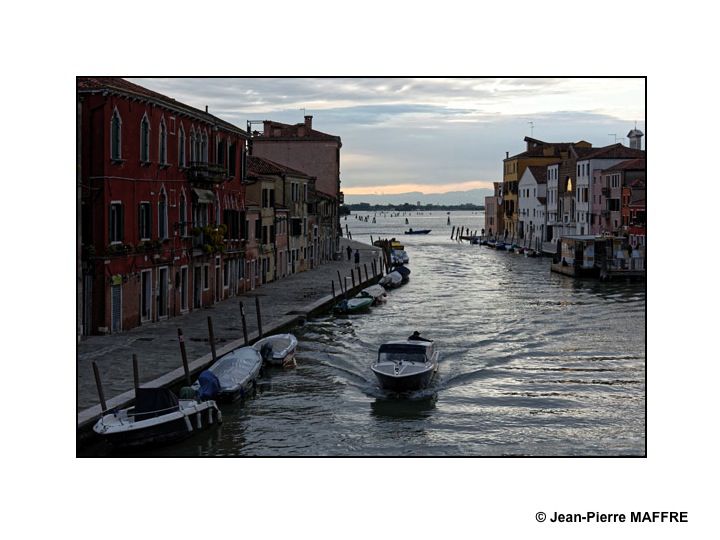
(77, 239, 381, 440)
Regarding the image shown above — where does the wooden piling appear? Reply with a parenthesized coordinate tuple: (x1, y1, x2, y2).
(177, 328, 191, 386)
(337, 270, 345, 294)
(207, 316, 217, 362)
(364, 263, 369, 282)
(451, 226, 455, 239)
(132, 353, 139, 394)
(239, 301, 249, 346)
(331, 280, 336, 298)
(351, 270, 356, 288)
(92, 361, 107, 412)
(255, 296, 263, 339)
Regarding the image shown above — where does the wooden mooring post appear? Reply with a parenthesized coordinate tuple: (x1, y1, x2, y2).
(177, 328, 191, 385)
(364, 263, 369, 282)
(351, 270, 356, 288)
(92, 360, 107, 412)
(239, 301, 249, 346)
(451, 226, 455, 239)
(132, 353, 140, 394)
(255, 296, 263, 339)
(331, 280, 336, 298)
(207, 316, 217, 362)
(337, 270, 345, 294)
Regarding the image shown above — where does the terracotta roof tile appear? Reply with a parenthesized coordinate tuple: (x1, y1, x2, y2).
(246, 155, 313, 179)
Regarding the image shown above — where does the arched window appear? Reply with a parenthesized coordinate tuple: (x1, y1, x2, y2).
(189, 127, 196, 163)
(201, 130, 208, 162)
(178, 124, 186, 167)
(140, 114, 150, 162)
(158, 188, 168, 239)
(179, 191, 187, 236)
(159, 117, 167, 164)
(111, 108, 122, 160)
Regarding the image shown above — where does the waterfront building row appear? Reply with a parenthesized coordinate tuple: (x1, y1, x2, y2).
(485, 129, 646, 250)
(77, 77, 343, 337)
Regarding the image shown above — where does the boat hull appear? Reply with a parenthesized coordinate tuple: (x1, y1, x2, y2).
(371, 367, 436, 392)
(94, 401, 221, 450)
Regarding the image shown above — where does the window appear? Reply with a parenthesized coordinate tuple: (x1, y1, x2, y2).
(203, 264, 209, 290)
(223, 260, 229, 288)
(190, 128, 197, 162)
(178, 125, 186, 167)
(228, 142, 236, 176)
(159, 117, 167, 164)
(139, 202, 151, 240)
(158, 190, 168, 239)
(255, 218, 262, 240)
(140, 114, 150, 162)
(179, 192, 187, 236)
(109, 202, 123, 243)
(216, 137, 225, 166)
(111, 108, 122, 160)
(201, 131, 208, 162)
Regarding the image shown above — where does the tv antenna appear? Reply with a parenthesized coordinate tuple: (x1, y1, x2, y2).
(300, 107, 306, 116)
(528, 121, 534, 137)
(608, 133, 618, 143)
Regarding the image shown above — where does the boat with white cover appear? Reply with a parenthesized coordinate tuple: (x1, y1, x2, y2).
(359, 284, 388, 304)
(193, 346, 264, 402)
(253, 333, 298, 367)
(371, 338, 439, 392)
(379, 270, 403, 289)
(93, 387, 221, 450)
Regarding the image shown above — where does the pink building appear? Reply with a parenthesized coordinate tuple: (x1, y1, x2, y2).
(250, 116, 342, 257)
(592, 158, 646, 235)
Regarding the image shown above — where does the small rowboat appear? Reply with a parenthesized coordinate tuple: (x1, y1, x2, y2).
(253, 333, 298, 367)
(334, 296, 374, 314)
(193, 346, 263, 403)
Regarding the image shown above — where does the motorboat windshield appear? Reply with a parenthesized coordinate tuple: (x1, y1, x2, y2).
(377, 343, 430, 364)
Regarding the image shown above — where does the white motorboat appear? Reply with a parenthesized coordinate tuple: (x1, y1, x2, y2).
(252, 333, 299, 367)
(391, 249, 410, 265)
(371, 338, 439, 392)
(93, 387, 221, 450)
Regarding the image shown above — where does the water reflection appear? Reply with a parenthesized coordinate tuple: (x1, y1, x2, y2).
(370, 394, 437, 421)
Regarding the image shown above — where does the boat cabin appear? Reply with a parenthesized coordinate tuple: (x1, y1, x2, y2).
(378, 341, 433, 364)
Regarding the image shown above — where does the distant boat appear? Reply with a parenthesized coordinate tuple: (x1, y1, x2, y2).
(379, 271, 403, 289)
(334, 296, 374, 314)
(404, 229, 431, 234)
(359, 284, 388, 305)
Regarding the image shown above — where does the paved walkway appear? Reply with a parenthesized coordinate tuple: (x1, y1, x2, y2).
(77, 238, 381, 414)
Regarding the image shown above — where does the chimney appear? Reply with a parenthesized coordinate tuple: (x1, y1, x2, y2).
(304, 115, 313, 130)
(505, 151, 509, 159)
(205, 105, 208, 113)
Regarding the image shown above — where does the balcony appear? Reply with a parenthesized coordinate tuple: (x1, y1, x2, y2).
(186, 161, 227, 185)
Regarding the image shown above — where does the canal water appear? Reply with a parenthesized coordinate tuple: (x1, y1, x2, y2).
(119, 211, 646, 456)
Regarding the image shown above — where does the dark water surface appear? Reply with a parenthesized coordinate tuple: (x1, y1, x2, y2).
(128, 212, 645, 456)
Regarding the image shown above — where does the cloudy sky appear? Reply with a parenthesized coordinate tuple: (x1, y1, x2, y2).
(131, 77, 645, 202)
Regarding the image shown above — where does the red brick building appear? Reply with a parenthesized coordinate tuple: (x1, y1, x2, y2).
(78, 77, 249, 335)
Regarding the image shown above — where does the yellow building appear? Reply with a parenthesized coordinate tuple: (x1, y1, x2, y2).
(502, 137, 591, 240)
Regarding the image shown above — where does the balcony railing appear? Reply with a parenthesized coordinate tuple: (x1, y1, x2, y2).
(186, 161, 227, 184)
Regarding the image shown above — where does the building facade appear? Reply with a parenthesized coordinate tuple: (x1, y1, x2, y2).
(250, 116, 342, 261)
(78, 77, 249, 335)
(518, 166, 548, 249)
(484, 182, 504, 238)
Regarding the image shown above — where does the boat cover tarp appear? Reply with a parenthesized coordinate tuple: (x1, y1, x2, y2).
(134, 387, 179, 421)
(197, 369, 221, 400)
(395, 266, 411, 278)
(210, 347, 262, 390)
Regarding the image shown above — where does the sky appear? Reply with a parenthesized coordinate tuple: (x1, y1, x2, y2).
(130, 77, 645, 203)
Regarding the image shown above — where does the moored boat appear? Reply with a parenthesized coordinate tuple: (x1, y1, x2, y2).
(253, 333, 298, 367)
(92, 387, 221, 450)
(404, 229, 431, 234)
(359, 284, 388, 305)
(394, 265, 411, 283)
(391, 249, 410, 265)
(371, 337, 439, 392)
(334, 296, 374, 314)
(379, 270, 403, 289)
(193, 346, 264, 403)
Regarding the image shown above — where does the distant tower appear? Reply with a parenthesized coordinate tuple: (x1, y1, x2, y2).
(627, 124, 644, 150)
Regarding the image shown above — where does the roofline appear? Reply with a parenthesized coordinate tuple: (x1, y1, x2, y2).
(78, 79, 249, 138)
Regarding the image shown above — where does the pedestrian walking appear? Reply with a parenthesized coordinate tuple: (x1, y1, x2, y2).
(346, 245, 352, 260)
(354, 249, 360, 264)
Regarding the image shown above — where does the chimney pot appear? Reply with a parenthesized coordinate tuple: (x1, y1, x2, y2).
(205, 105, 208, 113)
(304, 115, 313, 130)
(506, 151, 509, 159)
